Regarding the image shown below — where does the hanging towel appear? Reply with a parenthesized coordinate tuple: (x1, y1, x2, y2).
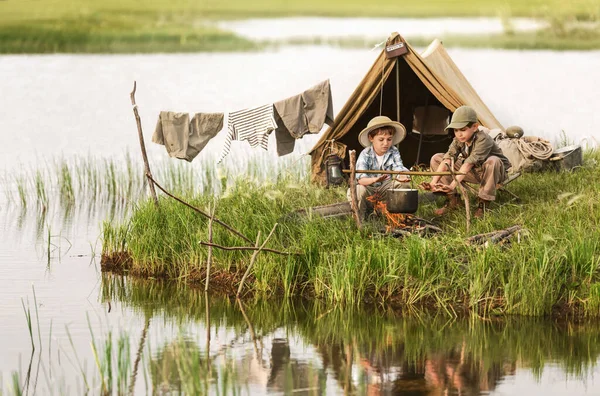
(187, 112, 224, 161)
(274, 79, 334, 156)
(218, 104, 277, 163)
(152, 111, 190, 159)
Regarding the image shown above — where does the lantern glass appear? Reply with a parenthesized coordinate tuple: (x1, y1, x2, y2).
(326, 155, 344, 187)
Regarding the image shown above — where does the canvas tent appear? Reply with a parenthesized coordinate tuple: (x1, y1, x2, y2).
(309, 32, 504, 185)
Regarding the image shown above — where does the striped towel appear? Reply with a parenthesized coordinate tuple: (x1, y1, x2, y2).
(218, 104, 277, 163)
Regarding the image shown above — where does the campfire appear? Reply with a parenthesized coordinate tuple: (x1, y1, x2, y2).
(367, 195, 441, 237)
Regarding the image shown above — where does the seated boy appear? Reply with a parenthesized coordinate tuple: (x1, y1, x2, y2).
(420, 106, 511, 218)
(347, 116, 410, 220)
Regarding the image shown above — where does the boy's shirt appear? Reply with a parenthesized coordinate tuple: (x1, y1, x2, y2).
(443, 128, 511, 170)
(356, 145, 408, 186)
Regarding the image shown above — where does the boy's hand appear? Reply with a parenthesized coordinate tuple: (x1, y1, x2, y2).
(376, 174, 390, 183)
(432, 184, 455, 194)
(419, 181, 432, 190)
(396, 176, 411, 183)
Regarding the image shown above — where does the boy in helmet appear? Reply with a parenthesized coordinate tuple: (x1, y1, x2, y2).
(347, 116, 410, 220)
(420, 106, 511, 218)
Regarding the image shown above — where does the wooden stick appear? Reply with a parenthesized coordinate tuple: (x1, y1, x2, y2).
(451, 158, 470, 233)
(205, 203, 215, 292)
(205, 292, 211, 370)
(236, 298, 260, 362)
(147, 174, 252, 244)
(198, 241, 300, 256)
(129, 316, 150, 395)
(467, 225, 522, 245)
(236, 224, 278, 297)
(343, 169, 464, 176)
(130, 81, 158, 207)
(348, 150, 362, 229)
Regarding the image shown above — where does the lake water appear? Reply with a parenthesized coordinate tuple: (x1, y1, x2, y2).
(1, 45, 600, 394)
(216, 16, 546, 41)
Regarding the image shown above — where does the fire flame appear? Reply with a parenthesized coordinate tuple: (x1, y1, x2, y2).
(367, 195, 416, 232)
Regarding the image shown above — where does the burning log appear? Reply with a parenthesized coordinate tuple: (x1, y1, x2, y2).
(368, 195, 442, 238)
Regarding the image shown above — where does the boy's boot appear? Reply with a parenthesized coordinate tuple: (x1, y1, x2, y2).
(434, 193, 461, 216)
(474, 199, 490, 219)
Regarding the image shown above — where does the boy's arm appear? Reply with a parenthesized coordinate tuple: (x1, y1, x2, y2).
(430, 140, 458, 184)
(355, 150, 383, 186)
(390, 148, 410, 182)
(390, 148, 409, 172)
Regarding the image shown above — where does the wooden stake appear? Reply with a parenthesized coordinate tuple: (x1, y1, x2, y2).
(205, 292, 211, 370)
(451, 158, 470, 233)
(348, 150, 362, 229)
(205, 203, 215, 292)
(129, 316, 150, 395)
(236, 224, 278, 298)
(130, 81, 158, 207)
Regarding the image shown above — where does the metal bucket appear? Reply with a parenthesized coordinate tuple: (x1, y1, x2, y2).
(553, 145, 582, 171)
(386, 189, 419, 214)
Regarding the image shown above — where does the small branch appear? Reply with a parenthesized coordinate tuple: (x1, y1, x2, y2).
(199, 241, 300, 256)
(450, 159, 470, 233)
(348, 150, 362, 230)
(129, 316, 150, 396)
(205, 203, 215, 292)
(130, 81, 158, 207)
(467, 225, 523, 245)
(148, 175, 252, 244)
(237, 224, 278, 297)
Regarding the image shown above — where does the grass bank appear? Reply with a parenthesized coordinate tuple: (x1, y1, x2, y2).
(101, 149, 600, 317)
(0, 0, 598, 53)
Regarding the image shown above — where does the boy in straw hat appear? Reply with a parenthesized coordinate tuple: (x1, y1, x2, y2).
(347, 115, 410, 220)
(420, 106, 511, 218)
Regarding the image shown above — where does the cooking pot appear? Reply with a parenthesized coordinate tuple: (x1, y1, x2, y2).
(386, 189, 419, 214)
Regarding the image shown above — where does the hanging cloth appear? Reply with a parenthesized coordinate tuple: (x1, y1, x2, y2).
(274, 79, 334, 156)
(153, 111, 224, 162)
(152, 111, 190, 160)
(187, 112, 224, 161)
(218, 104, 277, 163)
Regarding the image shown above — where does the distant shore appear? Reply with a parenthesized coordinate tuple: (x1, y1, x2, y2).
(0, 0, 598, 53)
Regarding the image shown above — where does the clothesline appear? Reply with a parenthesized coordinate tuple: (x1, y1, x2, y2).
(152, 79, 334, 164)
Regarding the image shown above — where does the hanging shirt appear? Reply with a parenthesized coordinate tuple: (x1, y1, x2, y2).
(273, 79, 334, 156)
(218, 104, 277, 163)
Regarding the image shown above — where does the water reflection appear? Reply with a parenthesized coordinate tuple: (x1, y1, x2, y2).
(101, 275, 600, 395)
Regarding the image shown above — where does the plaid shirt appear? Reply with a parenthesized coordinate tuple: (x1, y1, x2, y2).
(355, 146, 408, 186)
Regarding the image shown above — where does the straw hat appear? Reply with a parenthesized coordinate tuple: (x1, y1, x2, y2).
(358, 116, 407, 148)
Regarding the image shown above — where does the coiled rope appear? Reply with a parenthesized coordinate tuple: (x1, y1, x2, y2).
(514, 137, 554, 160)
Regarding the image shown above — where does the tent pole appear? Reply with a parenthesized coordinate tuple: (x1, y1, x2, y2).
(415, 96, 430, 167)
(395, 58, 400, 122)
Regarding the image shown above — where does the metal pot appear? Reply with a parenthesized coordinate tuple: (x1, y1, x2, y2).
(386, 189, 419, 214)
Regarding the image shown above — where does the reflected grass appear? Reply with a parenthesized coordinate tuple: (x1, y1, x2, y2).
(8, 276, 600, 394)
